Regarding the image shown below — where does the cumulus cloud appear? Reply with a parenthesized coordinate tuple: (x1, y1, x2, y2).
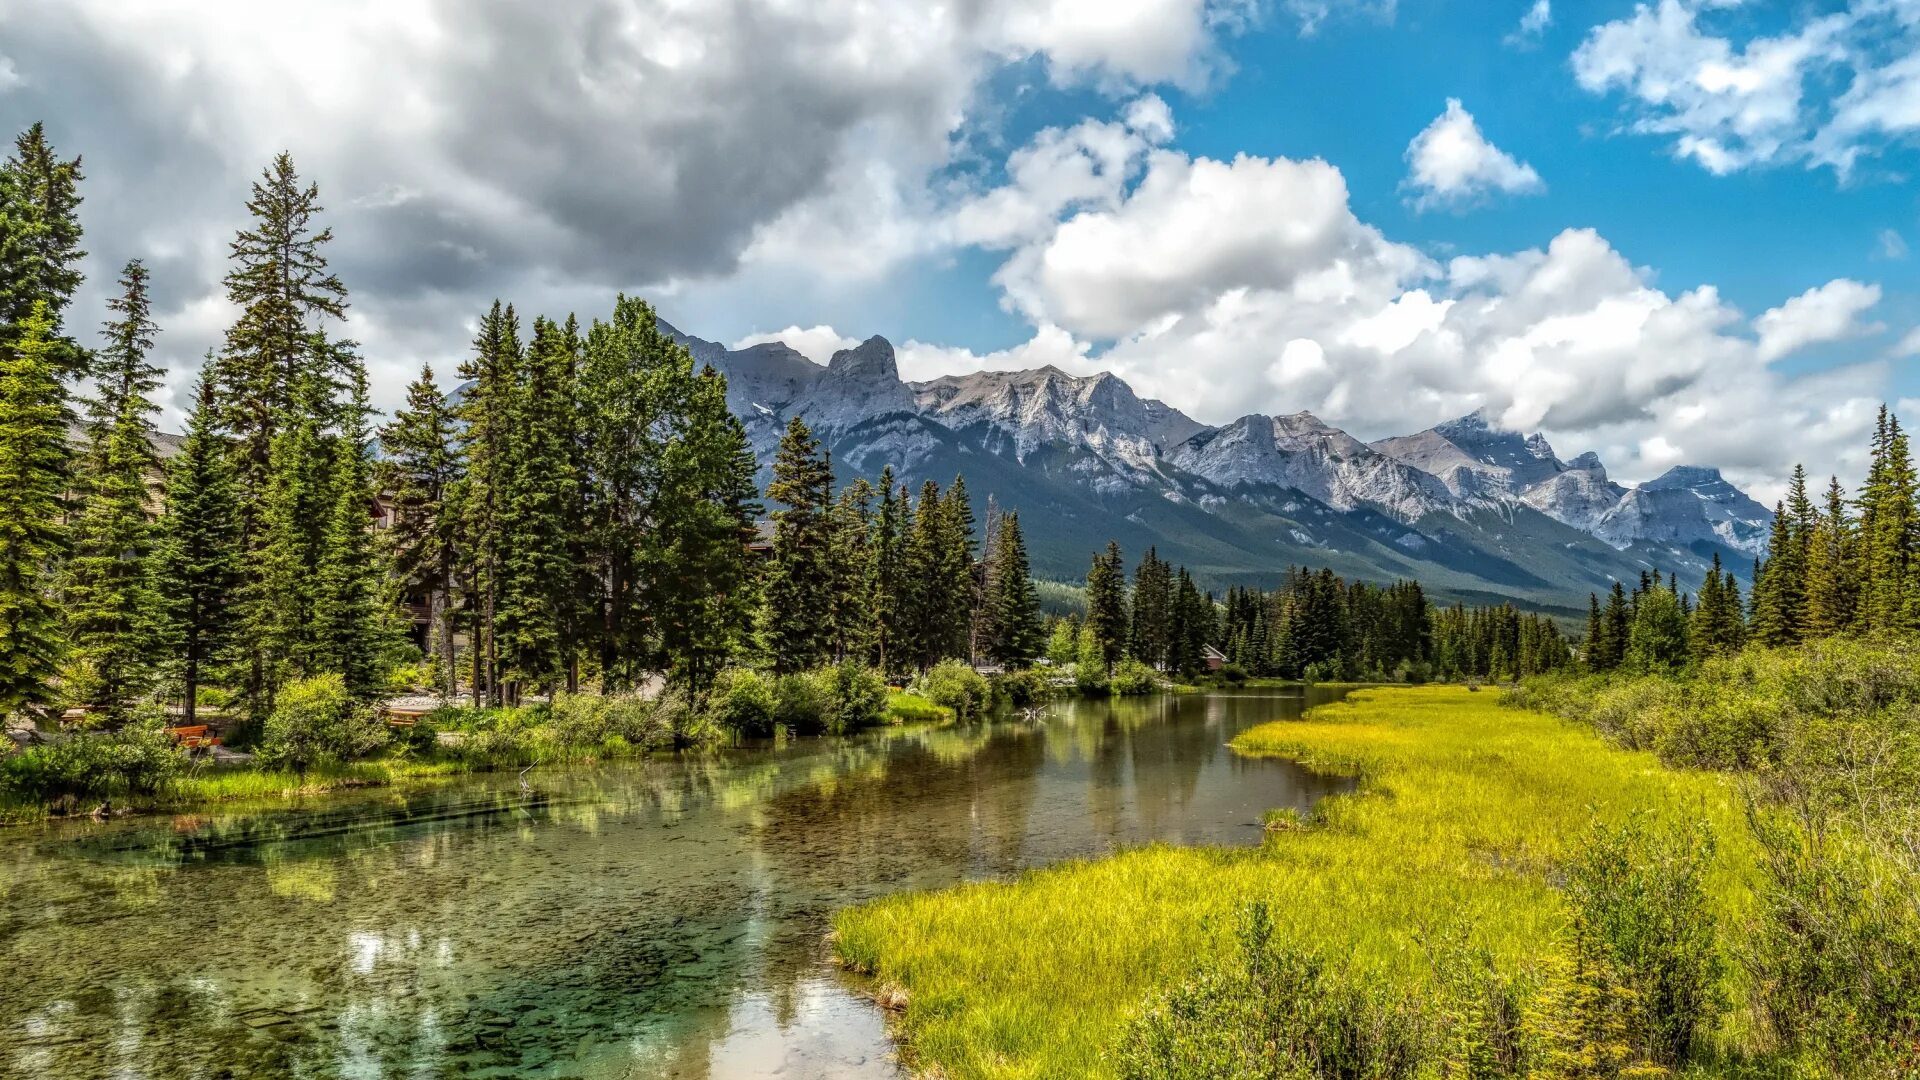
(1753, 279, 1884, 363)
(0, 0, 1250, 420)
(1573, 0, 1920, 176)
(1888, 325, 1920, 359)
(1402, 99, 1544, 209)
(917, 111, 1890, 492)
(733, 326, 859, 366)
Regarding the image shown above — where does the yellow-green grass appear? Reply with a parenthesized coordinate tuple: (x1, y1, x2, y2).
(832, 685, 1759, 1079)
(886, 690, 955, 724)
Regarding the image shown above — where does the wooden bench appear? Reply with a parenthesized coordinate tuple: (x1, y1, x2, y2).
(167, 724, 223, 749)
(384, 708, 429, 728)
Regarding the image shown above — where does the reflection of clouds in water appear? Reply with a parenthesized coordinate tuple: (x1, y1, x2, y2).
(1, 689, 1353, 1078)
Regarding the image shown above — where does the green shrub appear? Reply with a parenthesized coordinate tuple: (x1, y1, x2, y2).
(1117, 902, 1431, 1079)
(993, 667, 1055, 707)
(1563, 812, 1726, 1066)
(885, 691, 951, 724)
(0, 720, 188, 809)
(1215, 662, 1249, 685)
(708, 667, 777, 736)
(1074, 626, 1107, 695)
(823, 662, 887, 734)
(774, 671, 833, 735)
(1109, 657, 1160, 696)
(195, 685, 235, 709)
(256, 674, 389, 774)
(921, 659, 992, 720)
(1046, 621, 1078, 668)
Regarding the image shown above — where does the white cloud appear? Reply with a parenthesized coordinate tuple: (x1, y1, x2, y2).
(1573, 0, 1920, 176)
(732, 326, 860, 366)
(1879, 228, 1909, 260)
(1506, 0, 1551, 45)
(1754, 279, 1884, 363)
(0, 54, 21, 91)
(898, 323, 1093, 382)
(1889, 326, 1920, 358)
(1402, 99, 1545, 209)
(922, 113, 1890, 491)
(1281, 0, 1396, 36)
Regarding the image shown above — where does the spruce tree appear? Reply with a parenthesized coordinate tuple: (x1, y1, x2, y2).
(1126, 547, 1173, 669)
(311, 368, 393, 700)
(378, 363, 463, 695)
(939, 477, 977, 662)
(828, 478, 879, 664)
(873, 467, 906, 673)
(0, 124, 87, 379)
(901, 480, 948, 669)
(1803, 476, 1857, 639)
(984, 511, 1042, 668)
(654, 367, 761, 692)
(214, 152, 350, 714)
(1085, 541, 1128, 671)
(761, 416, 835, 673)
(151, 373, 241, 726)
(1751, 501, 1804, 647)
(62, 263, 165, 715)
(1583, 593, 1604, 671)
(454, 301, 521, 703)
(0, 303, 70, 713)
(496, 316, 581, 698)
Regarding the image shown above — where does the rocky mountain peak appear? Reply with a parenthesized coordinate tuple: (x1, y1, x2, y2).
(1643, 465, 1731, 493)
(826, 335, 899, 382)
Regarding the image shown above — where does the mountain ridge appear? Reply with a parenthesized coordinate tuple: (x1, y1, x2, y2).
(663, 320, 1772, 605)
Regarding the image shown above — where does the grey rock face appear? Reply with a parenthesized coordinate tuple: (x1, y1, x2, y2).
(1593, 465, 1771, 556)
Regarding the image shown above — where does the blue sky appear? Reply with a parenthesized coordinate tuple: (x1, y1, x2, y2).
(5, 0, 1920, 497)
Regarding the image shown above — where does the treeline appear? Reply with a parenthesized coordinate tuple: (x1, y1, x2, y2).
(0, 124, 1048, 736)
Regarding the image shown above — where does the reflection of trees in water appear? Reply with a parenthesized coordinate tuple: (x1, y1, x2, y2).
(2, 692, 1356, 1079)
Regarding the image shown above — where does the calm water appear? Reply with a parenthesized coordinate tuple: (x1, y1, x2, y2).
(0, 688, 1351, 1080)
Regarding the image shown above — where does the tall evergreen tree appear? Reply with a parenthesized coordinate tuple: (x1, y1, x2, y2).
(828, 478, 880, 664)
(873, 467, 906, 673)
(761, 416, 835, 673)
(1803, 475, 1857, 638)
(378, 363, 463, 695)
(0, 123, 87, 379)
(1751, 499, 1805, 647)
(654, 367, 761, 692)
(62, 263, 166, 714)
(454, 301, 521, 703)
(983, 511, 1042, 668)
(214, 152, 350, 715)
(938, 477, 977, 663)
(0, 303, 69, 713)
(1085, 541, 1128, 671)
(311, 368, 393, 699)
(496, 316, 581, 698)
(901, 480, 949, 669)
(1126, 547, 1173, 669)
(151, 373, 241, 726)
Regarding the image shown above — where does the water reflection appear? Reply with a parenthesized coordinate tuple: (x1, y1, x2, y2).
(0, 687, 1351, 1079)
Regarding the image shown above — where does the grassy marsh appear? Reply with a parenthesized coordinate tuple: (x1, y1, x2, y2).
(833, 685, 1759, 1078)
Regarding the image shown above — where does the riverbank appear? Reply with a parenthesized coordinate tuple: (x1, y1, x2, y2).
(832, 685, 1759, 1078)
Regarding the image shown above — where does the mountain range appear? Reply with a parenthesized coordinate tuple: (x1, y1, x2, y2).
(667, 321, 1772, 613)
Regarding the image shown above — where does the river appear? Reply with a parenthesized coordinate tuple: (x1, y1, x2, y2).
(0, 687, 1352, 1079)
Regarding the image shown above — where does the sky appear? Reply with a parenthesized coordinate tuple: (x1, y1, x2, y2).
(4, 0, 1920, 501)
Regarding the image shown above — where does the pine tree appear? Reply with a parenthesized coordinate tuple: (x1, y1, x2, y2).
(0, 303, 70, 713)
(828, 478, 880, 664)
(151, 373, 241, 727)
(1801, 475, 1857, 638)
(311, 367, 394, 699)
(0, 124, 87, 380)
(983, 511, 1042, 668)
(1627, 572, 1690, 673)
(762, 416, 835, 673)
(378, 363, 463, 695)
(1751, 501, 1804, 647)
(1085, 541, 1128, 672)
(873, 468, 906, 673)
(214, 152, 350, 715)
(654, 367, 760, 693)
(901, 480, 948, 669)
(1857, 409, 1918, 633)
(62, 263, 165, 715)
(939, 477, 977, 663)
(1583, 593, 1604, 671)
(495, 316, 581, 698)
(454, 301, 521, 703)
(1126, 547, 1173, 669)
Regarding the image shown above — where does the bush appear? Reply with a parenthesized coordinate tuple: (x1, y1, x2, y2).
(1118, 902, 1431, 1079)
(1109, 657, 1160, 696)
(1215, 662, 1249, 685)
(824, 661, 888, 735)
(993, 667, 1055, 708)
(774, 671, 833, 735)
(0, 719, 188, 810)
(708, 668, 777, 736)
(256, 674, 389, 774)
(1563, 812, 1726, 1066)
(921, 659, 992, 721)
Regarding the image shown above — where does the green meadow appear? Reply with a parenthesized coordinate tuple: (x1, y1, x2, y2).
(834, 685, 1763, 1078)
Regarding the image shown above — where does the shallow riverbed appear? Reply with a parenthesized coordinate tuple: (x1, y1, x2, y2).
(0, 687, 1351, 1079)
